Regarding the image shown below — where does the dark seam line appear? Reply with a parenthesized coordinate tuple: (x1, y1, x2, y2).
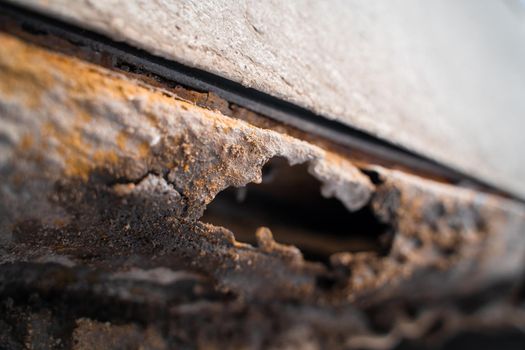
(0, 1, 513, 198)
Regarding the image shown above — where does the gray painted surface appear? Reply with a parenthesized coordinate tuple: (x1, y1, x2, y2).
(9, 0, 525, 197)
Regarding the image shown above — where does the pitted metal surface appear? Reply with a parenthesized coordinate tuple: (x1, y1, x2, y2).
(1, 32, 525, 349)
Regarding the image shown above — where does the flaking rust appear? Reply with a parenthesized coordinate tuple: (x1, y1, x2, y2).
(1, 32, 525, 349)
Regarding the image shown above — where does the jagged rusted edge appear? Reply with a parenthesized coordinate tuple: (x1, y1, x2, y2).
(1, 32, 525, 348)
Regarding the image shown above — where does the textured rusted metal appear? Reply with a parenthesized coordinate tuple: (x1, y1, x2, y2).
(1, 32, 525, 349)
(6, 0, 525, 199)
(0, 0, 489, 190)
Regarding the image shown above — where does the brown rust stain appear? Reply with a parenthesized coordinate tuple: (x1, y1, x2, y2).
(1, 18, 525, 349)
(0, 32, 300, 189)
(115, 131, 129, 151)
(39, 120, 118, 180)
(2, 19, 512, 200)
(137, 141, 150, 158)
(1, 32, 268, 182)
(2, 31, 524, 306)
(18, 134, 34, 152)
(0, 33, 162, 179)
(0, 51, 53, 109)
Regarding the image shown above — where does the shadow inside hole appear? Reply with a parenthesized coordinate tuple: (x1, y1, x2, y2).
(201, 157, 392, 263)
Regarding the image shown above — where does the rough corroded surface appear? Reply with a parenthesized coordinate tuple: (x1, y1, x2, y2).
(1, 33, 525, 349)
(8, 0, 525, 198)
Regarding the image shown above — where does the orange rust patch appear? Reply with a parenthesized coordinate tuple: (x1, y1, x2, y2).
(0, 33, 165, 180)
(39, 119, 126, 180)
(116, 131, 151, 159)
(1, 32, 290, 191)
(18, 134, 34, 152)
(0, 32, 305, 184)
(137, 141, 150, 158)
(41, 121, 92, 180)
(116, 131, 129, 151)
(0, 46, 54, 109)
(0, 32, 178, 114)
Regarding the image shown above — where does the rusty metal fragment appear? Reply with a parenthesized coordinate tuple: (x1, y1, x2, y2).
(1, 32, 525, 349)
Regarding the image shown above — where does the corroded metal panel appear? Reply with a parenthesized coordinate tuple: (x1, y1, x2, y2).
(7, 0, 525, 197)
(1, 33, 525, 348)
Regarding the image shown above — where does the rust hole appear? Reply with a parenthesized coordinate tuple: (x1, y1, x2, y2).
(202, 157, 392, 263)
